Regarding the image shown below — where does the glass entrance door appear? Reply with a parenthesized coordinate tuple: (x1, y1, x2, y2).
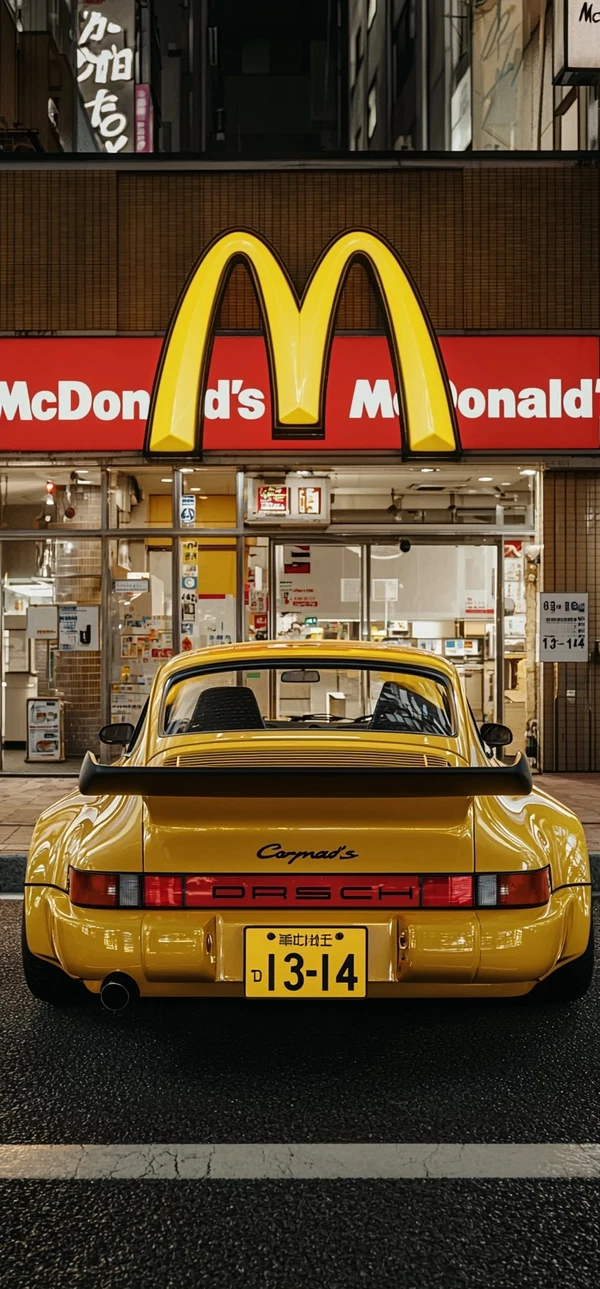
(273, 543, 362, 643)
(1, 536, 102, 772)
(263, 538, 500, 727)
(369, 542, 498, 723)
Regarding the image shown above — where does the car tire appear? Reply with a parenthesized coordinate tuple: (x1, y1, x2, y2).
(528, 917, 595, 1004)
(21, 912, 88, 1006)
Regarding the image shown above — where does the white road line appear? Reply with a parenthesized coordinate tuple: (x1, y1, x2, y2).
(1, 1143, 600, 1180)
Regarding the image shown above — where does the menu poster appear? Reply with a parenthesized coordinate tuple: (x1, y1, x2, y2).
(27, 699, 64, 762)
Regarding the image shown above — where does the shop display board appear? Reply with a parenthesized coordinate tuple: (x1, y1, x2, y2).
(26, 698, 64, 762)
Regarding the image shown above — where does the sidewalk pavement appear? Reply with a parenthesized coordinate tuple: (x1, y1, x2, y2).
(0, 776, 79, 854)
(535, 775, 600, 853)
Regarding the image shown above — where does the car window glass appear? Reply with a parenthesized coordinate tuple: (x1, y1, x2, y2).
(161, 665, 455, 737)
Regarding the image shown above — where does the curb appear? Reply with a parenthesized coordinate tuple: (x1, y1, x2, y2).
(3, 853, 600, 895)
(0, 854, 26, 893)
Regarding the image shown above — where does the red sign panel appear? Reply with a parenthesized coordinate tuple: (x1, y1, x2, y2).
(0, 334, 598, 453)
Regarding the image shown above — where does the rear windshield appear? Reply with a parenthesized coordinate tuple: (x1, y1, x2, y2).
(161, 662, 455, 737)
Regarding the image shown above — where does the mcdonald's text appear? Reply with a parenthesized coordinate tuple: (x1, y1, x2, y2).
(0, 334, 598, 453)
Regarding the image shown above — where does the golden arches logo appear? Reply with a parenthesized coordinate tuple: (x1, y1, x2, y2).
(145, 229, 460, 455)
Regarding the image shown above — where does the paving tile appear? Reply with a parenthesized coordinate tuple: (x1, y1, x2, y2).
(2, 826, 33, 846)
(584, 826, 600, 852)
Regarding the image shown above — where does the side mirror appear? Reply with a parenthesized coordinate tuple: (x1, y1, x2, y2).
(480, 722, 513, 750)
(99, 722, 135, 747)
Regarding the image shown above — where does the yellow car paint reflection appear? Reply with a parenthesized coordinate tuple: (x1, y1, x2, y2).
(22, 641, 593, 1006)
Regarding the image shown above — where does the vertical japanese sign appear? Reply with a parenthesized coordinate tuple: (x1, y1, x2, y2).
(538, 594, 589, 662)
(77, 3, 135, 154)
(135, 84, 154, 153)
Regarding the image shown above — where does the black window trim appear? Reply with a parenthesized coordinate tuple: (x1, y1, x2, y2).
(125, 698, 149, 754)
(159, 658, 458, 739)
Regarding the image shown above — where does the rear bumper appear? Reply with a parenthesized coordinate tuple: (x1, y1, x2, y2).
(25, 883, 592, 999)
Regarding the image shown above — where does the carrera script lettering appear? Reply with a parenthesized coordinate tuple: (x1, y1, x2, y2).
(257, 842, 359, 866)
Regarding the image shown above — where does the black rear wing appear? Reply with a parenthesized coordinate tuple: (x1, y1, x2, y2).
(79, 751, 532, 799)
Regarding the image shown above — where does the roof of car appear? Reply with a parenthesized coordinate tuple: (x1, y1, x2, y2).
(159, 639, 460, 684)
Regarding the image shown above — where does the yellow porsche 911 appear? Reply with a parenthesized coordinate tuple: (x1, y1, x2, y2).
(22, 641, 593, 1009)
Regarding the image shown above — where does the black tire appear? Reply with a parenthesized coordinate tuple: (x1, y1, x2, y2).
(528, 917, 595, 1004)
(21, 911, 88, 1006)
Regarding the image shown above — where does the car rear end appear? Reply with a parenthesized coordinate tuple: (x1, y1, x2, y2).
(27, 647, 591, 1003)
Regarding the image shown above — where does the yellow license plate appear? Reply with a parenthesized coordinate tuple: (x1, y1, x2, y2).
(244, 927, 367, 999)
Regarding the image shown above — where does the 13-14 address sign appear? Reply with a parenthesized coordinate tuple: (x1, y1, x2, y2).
(538, 594, 588, 662)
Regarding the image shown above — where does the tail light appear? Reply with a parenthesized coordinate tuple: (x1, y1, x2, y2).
(421, 875, 473, 908)
(68, 866, 551, 910)
(69, 867, 141, 909)
(69, 868, 118, 907)
(144, 875, 183, 908)
(496, 868, 551, 907)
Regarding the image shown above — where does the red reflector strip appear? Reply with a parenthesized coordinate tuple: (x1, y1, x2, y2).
(68, 868, 552, 911)
(144, 875, 184, 908)
(497, 867, 551, 907)
(421, 875, 474, 908)
(184, 874, 422, 908)
(69, 867, 118, 908)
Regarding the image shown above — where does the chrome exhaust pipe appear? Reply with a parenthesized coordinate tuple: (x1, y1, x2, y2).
(100, 973, 139, 1012)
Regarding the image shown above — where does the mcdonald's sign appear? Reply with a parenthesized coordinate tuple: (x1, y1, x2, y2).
(145, 229, 460, 457)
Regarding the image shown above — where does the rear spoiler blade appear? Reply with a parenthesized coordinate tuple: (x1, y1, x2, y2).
(79, 751, 532, 799)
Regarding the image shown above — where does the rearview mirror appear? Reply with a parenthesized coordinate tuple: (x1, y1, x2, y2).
(280, 669, 321, 684)
(480, 722, 513, 750)
(99, 722, 135, 747)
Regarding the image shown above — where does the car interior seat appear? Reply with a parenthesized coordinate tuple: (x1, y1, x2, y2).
(186, 685, 266, 732)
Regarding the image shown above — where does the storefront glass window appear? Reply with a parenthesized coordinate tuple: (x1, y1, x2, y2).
(2, 537, 102, 771)
(245, 536, 269, 641)
(275, 544, 362, 642)
(0, 467, 102, 529)
(369, 543, 497, 724)
(180, 533, 237, 653)
(108, 467, 173, 529)
(177, 468, 238, 529)
(108, 536, 173, 727)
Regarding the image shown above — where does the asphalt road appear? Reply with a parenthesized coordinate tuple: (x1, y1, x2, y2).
(2, 900, 600, 1287)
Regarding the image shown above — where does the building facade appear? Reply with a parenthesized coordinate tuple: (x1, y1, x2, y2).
(0, 156, 597, 773)
(349, 0, 600, 153)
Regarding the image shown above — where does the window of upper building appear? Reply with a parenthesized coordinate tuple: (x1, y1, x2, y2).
(367, 77, 377, 139)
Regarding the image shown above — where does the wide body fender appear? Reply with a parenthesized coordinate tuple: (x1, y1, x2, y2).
(26, 790, 143, 894)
